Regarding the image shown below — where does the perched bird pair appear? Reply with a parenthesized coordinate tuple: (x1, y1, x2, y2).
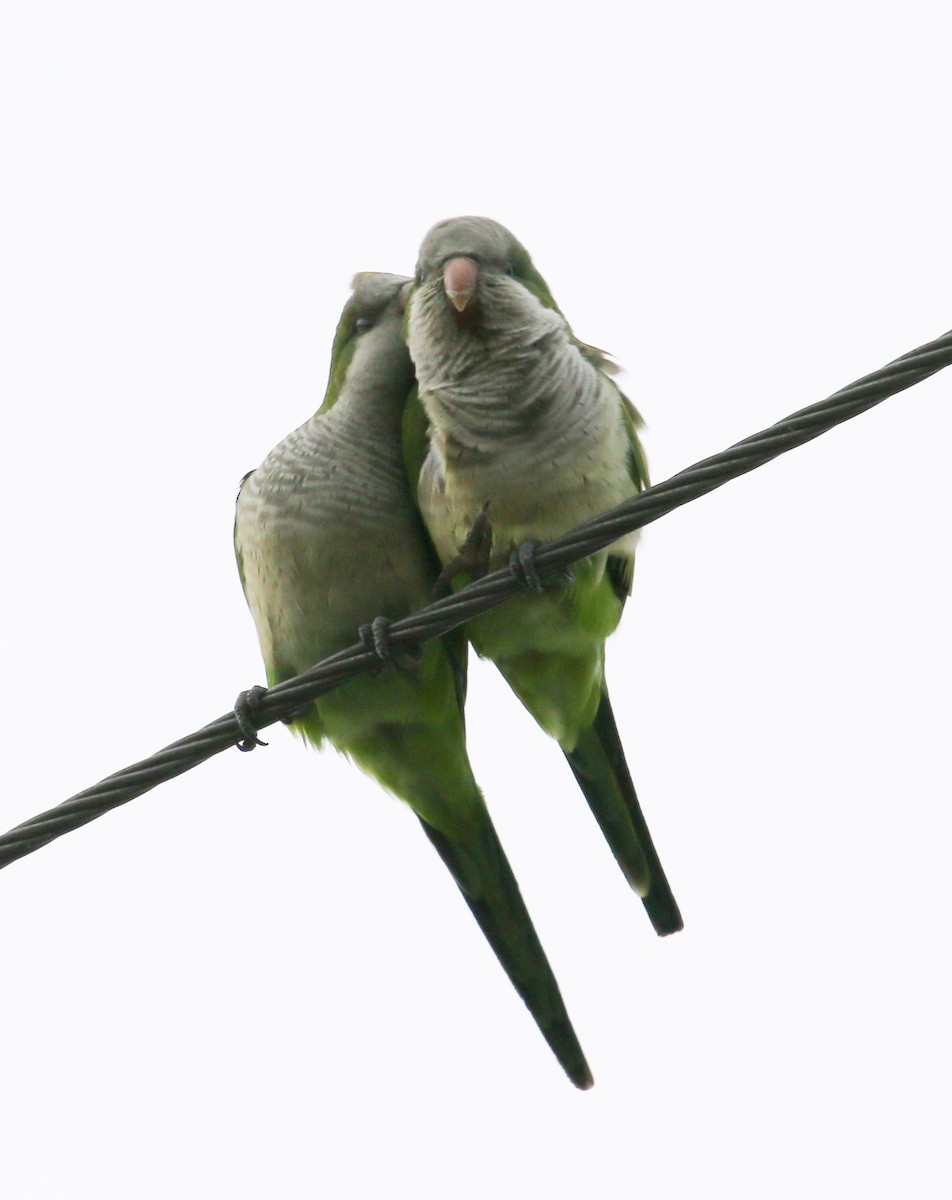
(234, 218, 681, 1090)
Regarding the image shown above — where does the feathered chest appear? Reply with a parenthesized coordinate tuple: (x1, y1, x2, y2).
(242, 410, 409, 543)
(417, 355, 636, 561)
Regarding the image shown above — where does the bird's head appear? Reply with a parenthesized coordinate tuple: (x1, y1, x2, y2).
(411, 216, 561, 329)
(320, 272, 415, 413)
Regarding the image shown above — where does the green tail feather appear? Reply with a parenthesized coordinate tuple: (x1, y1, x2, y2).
(564, 692, 683, 937)
(418, 815, 593, 1090)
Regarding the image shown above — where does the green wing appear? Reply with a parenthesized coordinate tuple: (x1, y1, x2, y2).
(619, 386, 649, 493)
(509, 236, 649, 496)
(401, 382, 430, 496)
(233, 468, 256, 594)
(400, 382, 471, 714)
(316, 294, 360, 416)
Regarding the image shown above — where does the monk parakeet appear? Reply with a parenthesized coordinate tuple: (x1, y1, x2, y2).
(405, 217, 682, 937)
(233, 272, 592, 1088)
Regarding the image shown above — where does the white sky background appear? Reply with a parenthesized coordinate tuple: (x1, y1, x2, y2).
(2, 3, 950, 1196)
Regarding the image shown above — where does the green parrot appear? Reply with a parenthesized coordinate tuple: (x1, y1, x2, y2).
(233, 271, 592, 1088)
(405, 217, 682, 937)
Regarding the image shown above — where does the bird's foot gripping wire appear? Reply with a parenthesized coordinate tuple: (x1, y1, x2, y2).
(359, 616, 423, 672)
(234, 685, 270, 752)
(509, 539, 574, 594)
(432, 501, 493, 599)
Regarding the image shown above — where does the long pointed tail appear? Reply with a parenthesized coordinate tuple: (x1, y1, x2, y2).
(563, 691, 683, 936)
(418, 815, 593, 1090)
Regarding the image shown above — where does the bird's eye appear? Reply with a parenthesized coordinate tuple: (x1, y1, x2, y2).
(504, 264, 514, 277)
(354, 316, 373, 334)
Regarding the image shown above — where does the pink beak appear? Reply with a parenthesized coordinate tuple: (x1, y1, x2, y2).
(443, 256, 479, 312)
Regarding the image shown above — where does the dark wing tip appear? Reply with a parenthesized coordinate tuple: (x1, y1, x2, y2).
(541, 1017, 594, 1090)
(648, 895, 684, 937)
(570, 1057, 596, 1091)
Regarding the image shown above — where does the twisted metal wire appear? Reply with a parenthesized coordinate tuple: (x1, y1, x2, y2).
(1, 327, 949, 870)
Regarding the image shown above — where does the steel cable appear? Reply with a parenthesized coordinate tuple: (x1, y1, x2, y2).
(1, 326, 949, 870)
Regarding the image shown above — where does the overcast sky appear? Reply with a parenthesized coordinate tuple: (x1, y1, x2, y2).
(2, 4, 950, 1197)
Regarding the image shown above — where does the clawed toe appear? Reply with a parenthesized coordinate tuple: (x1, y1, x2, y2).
(509, 540, 546, 593)
(234, 685, 270, 752)
(359, 616, 422, 671)
(508, 539, 573, 592)
(432, 502, 494, 598)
